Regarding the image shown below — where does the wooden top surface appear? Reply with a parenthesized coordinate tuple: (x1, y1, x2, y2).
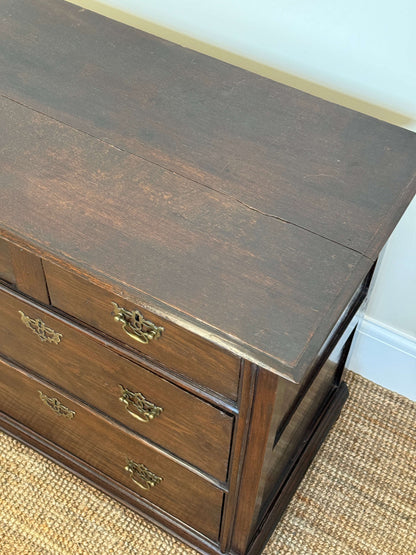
(1, 0, 415, 381)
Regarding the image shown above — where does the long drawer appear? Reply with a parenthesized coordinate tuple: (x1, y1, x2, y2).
(43, 261, 240, 400)
(0, 356, 223, 540)
(0, 284, 233, 481)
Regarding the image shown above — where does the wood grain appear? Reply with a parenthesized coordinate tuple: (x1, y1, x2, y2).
(1, 3, 414, 554)
(0, 284, 233, 482)
(230, 367, 280, 554)
(9, 243, 50, 304)
(0, 96, 370, 382)
(0, 237, 15, 285)
(219, 360, 257, 552)
(246, 383, 349, 555)
(0, 0, 415, 258)
(0, 411, 224, 555)
(43, 261, 240, 401)
(0, 355, 224, 541)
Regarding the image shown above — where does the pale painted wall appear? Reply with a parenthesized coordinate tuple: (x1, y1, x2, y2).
(68, 0, 416, 398)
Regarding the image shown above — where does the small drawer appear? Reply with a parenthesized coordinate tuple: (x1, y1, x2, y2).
(0, 236, 15, 285)
(0, 237, 49, 304)
(0, 356, 223, 541)
(43, 261, 240, 400)
(0, 284, 233, 481)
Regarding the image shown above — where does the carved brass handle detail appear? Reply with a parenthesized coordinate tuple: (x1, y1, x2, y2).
(111, 302, 164, 344)
(119, 385, 163, 422)
(38, 391, 75, 419)
(19, 311, 62, 344)
(125, 459, 163, 490)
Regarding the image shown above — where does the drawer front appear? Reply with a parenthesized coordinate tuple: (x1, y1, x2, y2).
(0, 356, 223, 541)
(43, 261, 240, 400)
(0, 237, 49, 304)
(0, 284, 233, 481)
(0, 236, 15, 284)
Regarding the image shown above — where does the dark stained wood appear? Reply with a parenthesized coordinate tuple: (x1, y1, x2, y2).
(9, 242, 50, 304)
(0, 0, 415, 259)
(246, 383, 349, 555)
(43, 261, 240, 401)
(230, 295, 358, 553)
(0, 237, 15, 284)
(219, 360, 257, 552)
(230, 367, 280, 554)
(271, 271, 368, 450)
(0, 235, 50, 303)
(0, 411, 223, 555)
(0, 283, 233, 482)
(1, 3, 415, 554)
(0, 355, 224, 541)
(264, 359, 340, 508)
(0, 96, 373, 383)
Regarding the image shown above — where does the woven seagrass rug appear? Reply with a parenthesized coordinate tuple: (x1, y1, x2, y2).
(0, 370, 415, 554)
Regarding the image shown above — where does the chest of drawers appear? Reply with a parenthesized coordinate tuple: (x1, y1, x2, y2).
(1, 1, 415, 554)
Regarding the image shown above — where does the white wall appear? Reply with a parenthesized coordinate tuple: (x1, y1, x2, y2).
(69, 0, 416, 398)
(349, 197, 416, 400)
(366, 199, 416, 337)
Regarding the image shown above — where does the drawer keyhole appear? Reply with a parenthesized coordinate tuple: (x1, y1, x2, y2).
(111, 302, 164, 344)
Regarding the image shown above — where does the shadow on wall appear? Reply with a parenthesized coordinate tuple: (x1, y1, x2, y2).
(69, 0, 413, 129)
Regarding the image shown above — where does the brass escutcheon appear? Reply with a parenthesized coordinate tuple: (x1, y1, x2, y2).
(119, 385, 163, 423)
(19, 311, 62, 344)
(125, 459, 162, 490)
(38, 391, 75, 419)
(111, 302, 163, 344)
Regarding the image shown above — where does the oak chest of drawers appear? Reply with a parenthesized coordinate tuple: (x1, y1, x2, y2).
(1, 1, 415, 553)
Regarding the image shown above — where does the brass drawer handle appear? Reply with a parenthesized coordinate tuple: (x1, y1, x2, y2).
(119, 385, 163, 422)
(38, 391, 75, 419)
(125, 459, 163, 490)
(19, 311, 62, 344)
(111, 302, 163, 344)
